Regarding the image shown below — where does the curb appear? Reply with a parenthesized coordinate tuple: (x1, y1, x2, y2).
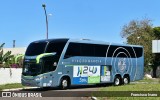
(2, 87, 38, 91)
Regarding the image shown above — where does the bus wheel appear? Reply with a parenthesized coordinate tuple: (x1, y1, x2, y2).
(123, 76, 129, 84)
(114, 76, 121, 86)
(42, 87, 51, 90)
(60, 78, 69, 89)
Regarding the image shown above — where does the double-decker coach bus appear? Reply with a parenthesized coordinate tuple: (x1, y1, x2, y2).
(21, 38, 144, 89)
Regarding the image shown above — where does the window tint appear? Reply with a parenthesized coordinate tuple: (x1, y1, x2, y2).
(133, 47, 143, 58)
(65, 43, 81, 58)
(81, 44, 94, 56)
(107, 46, 129, 57)
(95, 45, 108, 57)
(64, 43, 108, 58)
(43, 61, 56, 73)
(42, 56, 59, 72)
(64, 43, 143, 58)
(107, 45, 143, 58)
(46, 42, 66, 55)
(25, 42, 47, 56)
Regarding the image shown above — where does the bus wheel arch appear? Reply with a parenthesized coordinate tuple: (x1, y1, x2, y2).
(59, 76, 71, 89)
(114, 74, 122, 86)
(123, 74, 130, 84)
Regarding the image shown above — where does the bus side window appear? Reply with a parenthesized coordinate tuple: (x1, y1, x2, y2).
(107, 45, 143, 58)
(94, 45, 108, 57)
(81, 44, 94, 56)
(43, 60, 56, 73)
(64, 43, 81, 58)
(134, 47, 143, 57)
(46, 42, 66, 55)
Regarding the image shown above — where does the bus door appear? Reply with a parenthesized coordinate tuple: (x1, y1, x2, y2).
(100, 65, 111, 82)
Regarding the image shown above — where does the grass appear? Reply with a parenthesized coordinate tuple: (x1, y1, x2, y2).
(137, 78, 160, 83)
(101, 84, 160, 91)
(97, 78, 160, 100)
(0, 83, 24, 91)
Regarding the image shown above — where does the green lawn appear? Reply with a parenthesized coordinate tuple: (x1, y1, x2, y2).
(0, 83, 24, 91)
(97, 78, 160, 100)
(137, 78, 160, 83)
(101, 84, 160, 91)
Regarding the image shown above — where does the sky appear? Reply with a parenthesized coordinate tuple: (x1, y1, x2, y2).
(0, 0, 160, 48)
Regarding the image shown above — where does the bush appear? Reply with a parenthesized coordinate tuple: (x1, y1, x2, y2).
(144, 66, 152, 74)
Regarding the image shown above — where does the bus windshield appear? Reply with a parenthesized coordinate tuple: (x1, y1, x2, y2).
(22, 63, 42, 76)
(25, 42, 48, 56)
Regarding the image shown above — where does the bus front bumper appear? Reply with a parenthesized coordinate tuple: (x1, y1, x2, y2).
(21, 77, 42, 87)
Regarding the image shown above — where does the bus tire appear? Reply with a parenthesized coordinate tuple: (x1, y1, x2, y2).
(42, 87, 51, 90)
(123, 76, 130, 84)
(114, 76, 121, 86)
(60, 78, 69, 89)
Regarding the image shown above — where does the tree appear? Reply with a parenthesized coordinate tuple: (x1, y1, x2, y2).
(120, 18, 158, 77)
(10, 54, 24, 68)
(153, 27, 160, 39)
(0, 43, 14, 68)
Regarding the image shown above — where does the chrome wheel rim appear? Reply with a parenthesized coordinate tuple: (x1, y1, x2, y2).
(62, 80, 68, 88)
(115, 78, 120, 85)
(124, 78, 128, 84)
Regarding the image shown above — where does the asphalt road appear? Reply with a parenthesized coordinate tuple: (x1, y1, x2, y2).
(1, 84, 111, 100)
(20, 84, 106, 96)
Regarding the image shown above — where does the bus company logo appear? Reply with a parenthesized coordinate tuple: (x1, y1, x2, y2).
(118, 58, 126, 72)
(77, 66, 97, 76)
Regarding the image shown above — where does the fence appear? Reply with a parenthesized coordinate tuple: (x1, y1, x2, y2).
(0, 68, 22, 85)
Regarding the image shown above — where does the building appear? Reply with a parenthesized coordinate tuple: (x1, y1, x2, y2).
(3, 47, 26, 55)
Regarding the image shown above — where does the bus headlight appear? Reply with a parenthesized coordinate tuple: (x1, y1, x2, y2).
(35, 77, 42, 81)
(35, 78, 40, 81)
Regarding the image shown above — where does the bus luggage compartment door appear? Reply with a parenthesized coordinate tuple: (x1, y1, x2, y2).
(100, 65, 111, 82)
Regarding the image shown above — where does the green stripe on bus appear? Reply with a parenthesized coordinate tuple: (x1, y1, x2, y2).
(104, 66, 106, 75)
(36, 53, 54, 63)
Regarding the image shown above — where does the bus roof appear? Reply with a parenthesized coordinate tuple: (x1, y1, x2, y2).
(68, 39, 143, 48)
(32, 38, 69, 43)
(31, 38, 143, 48)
